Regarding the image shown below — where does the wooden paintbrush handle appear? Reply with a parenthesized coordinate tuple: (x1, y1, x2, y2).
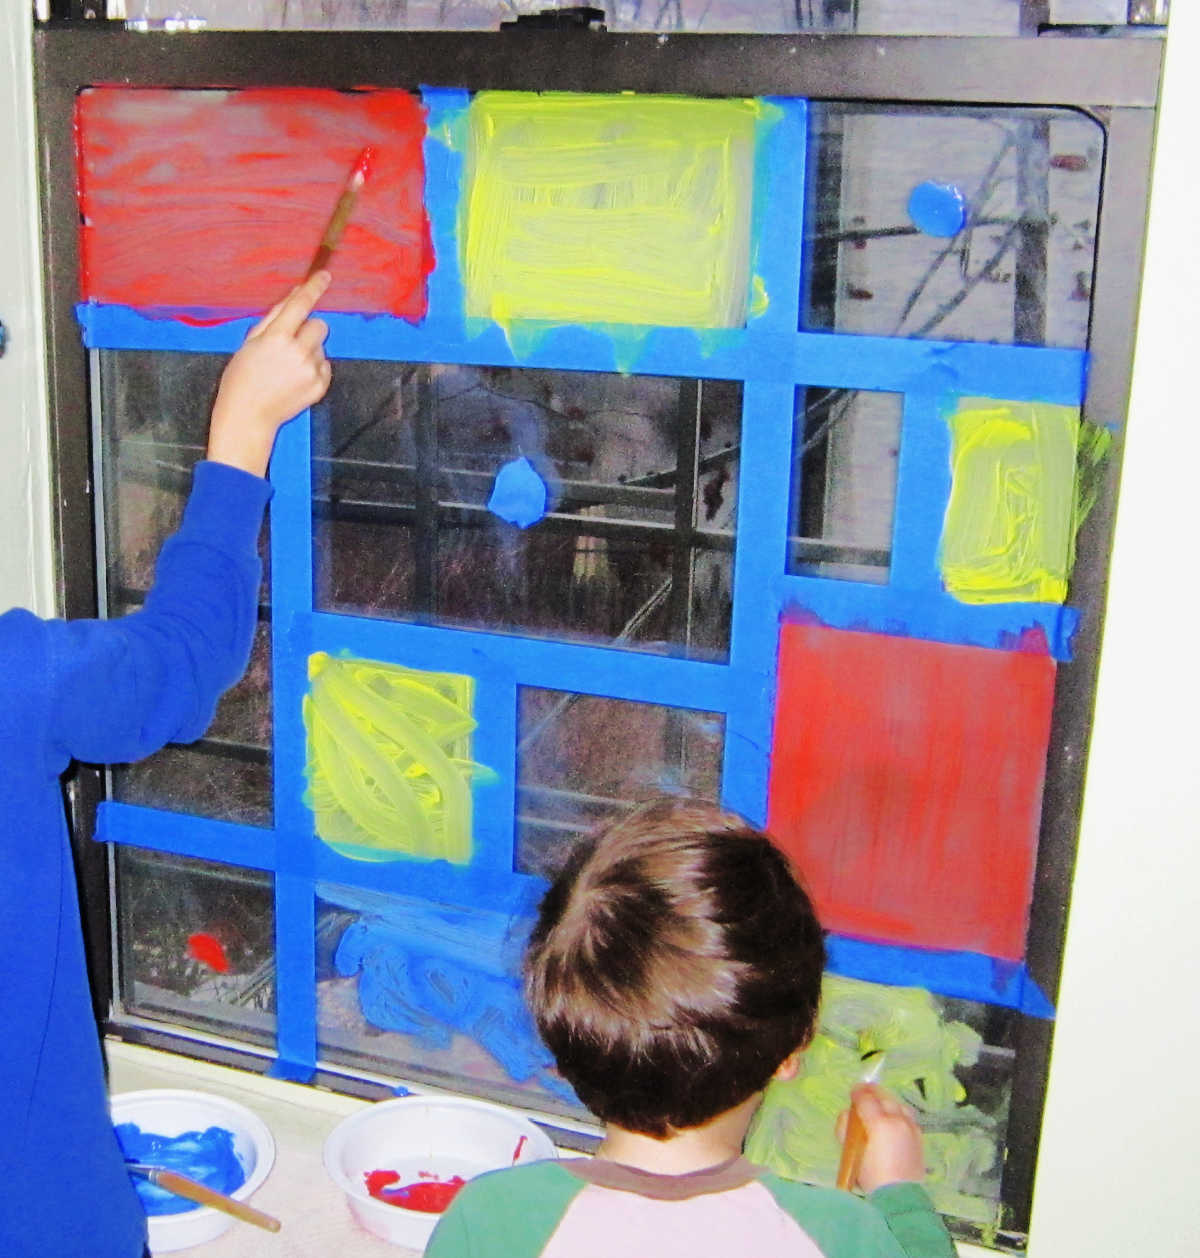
(151, 1170, 282, 1233)
(835, 1105, 869, 1191)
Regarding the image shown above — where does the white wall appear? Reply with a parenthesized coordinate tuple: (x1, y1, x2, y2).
(2, 8, 1195, 1254)
(1026, 7, 1200, 1256)
(0, 3, 53, 617)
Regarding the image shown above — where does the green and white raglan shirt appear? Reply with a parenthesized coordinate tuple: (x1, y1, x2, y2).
(425, 1157, 958, 1258)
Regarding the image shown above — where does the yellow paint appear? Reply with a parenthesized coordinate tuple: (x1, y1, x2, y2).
(304, 653, 487, 864)
(941, 397, 1087, 604)
(460, 92, 761, 332)
(745, 974, 1001, 1225)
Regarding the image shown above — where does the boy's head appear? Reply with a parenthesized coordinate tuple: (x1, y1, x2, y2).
(524, 797, 825, 1139)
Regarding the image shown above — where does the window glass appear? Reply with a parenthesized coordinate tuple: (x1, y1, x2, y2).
(99, 350, 274, 825)
(804, 105, 1104, 348)
(115, 848, 275, 1046)
(313, 362, 740, 662)
(516, 688, 725, 878)
(788, 387, 902, 583)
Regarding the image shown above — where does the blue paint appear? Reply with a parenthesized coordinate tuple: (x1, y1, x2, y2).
(825, 934, 1055, 1018)
(487, 456, 548, 528)
(331, 896, 575, 1100)
(907, 180, 968, 237)
(115, 1123, 244, 1216)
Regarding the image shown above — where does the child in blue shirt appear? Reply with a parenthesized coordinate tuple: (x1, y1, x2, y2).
(0, 271, 332, 1258)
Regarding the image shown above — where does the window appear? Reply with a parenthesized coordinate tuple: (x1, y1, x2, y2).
(40, 27, 1162, 1249)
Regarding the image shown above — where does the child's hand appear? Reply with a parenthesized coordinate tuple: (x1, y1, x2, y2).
(206, 270, 334, 477)
(836, 1083, 926, 1194)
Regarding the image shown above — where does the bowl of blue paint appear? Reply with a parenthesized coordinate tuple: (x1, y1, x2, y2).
(111, 1088, 276, 1254)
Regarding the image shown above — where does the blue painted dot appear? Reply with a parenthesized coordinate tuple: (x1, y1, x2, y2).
(907, 181, 968, 238)
(487, 456, 548, 529)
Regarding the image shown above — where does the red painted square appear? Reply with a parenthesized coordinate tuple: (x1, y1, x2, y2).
(77, 87, 432, 319)
(767, 621, 1056, 960)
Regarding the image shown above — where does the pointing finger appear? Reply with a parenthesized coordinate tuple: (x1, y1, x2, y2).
(269, 270, 332, 338)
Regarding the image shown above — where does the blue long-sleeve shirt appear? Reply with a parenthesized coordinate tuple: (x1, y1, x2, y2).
(0, 461, 272, 1258)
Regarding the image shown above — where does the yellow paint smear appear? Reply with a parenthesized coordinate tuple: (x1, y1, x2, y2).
(746, 974, 1000, 1226)
(941, 397, 1086, 604)
(304, 653, 485, 865)
(461, 92, 761, 331)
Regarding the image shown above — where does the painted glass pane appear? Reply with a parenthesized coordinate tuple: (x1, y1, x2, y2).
(315, 885, 578, 1118)
(77, 87, 431, 318)
(748, 976, 1014, 1235)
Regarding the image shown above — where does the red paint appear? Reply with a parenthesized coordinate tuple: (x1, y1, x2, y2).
(186, 932, 230, 973)
(352, 145, 377, 184)
(511, 1135, 527, 1163)
(364, 1169, 466, 1213)
(76, 88, 432, 318)
(767, 622, 1056, 960)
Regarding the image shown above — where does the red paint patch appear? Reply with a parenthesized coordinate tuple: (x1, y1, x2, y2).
(365, 1169, 465, 1213)
(76, 87, 432, 318)
(767, 622, 1056, 960)
(186, 932, 230, 973)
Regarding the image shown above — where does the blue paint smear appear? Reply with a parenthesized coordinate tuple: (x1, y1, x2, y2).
(487, 456, 548, 528)
(907, 180, 968, 237)
(115, 1123, 245, 1217)
(330, 894, 576, 1102)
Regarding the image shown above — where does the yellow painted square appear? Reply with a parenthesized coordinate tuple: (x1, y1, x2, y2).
(941, 398, 1084, 605)
(304, 653, 482, 865)
(461, 92, 760, 330)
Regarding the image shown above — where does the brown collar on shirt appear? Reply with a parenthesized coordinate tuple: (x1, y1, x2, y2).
(560, 1156, 763, 1201)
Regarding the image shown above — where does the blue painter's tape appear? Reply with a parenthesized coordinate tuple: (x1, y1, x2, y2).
(269, 414, 319, 1078)
(308, 612, 736, 712)
(723, 379, 797, 826)
(889, 389, 953, 593)
(74, 304, 1086, 412)
(96, 801, 277, 870)
(776, 576, 1078, 661)
(271, 870, 317, 1083)
(825, 934, 1055, 1018)
(753, 98, 807, 339)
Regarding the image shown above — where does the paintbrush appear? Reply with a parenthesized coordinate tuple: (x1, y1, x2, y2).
(305, 145, 376, 278)
(835, 1053, 886, 1192)
(126, 1163, 282, 1233)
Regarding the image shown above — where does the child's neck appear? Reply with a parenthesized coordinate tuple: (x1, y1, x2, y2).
(595, 1092, 762, 1176)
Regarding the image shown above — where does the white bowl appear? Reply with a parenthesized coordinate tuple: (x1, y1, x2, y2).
(323, 1095, 557, 1250)
(111, 1088, 276, 1254)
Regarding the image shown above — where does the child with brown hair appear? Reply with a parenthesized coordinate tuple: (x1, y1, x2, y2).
(427, 797, 956, 1257)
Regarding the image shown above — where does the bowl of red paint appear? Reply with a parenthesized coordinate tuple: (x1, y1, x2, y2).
(323, 1095, 556, 1248)
(111, 1089, 276, 1254)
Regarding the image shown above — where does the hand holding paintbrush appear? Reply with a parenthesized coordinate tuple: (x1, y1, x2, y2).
(835, 1061, 925, 1194)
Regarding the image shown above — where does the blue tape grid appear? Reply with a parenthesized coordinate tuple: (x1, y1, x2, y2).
(87, 89, 1075, 1073)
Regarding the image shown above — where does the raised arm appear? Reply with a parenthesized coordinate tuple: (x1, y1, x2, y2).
(44, 272, 331, 769)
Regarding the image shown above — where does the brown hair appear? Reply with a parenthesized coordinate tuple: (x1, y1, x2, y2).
(524, 797, 825, 1138)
